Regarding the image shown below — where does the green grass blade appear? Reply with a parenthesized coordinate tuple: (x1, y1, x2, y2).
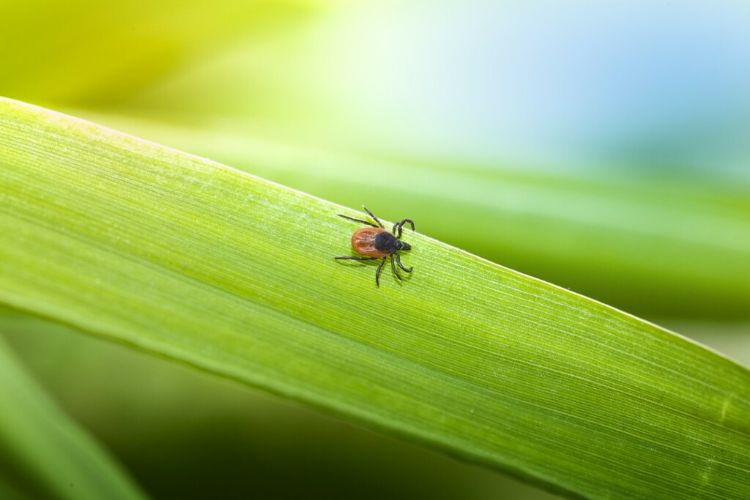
(1, 97, 749, 499)
(0, 336, 145, 500)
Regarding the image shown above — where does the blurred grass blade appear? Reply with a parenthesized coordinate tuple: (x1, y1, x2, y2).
(73, 111, 750, 321)
(1, 98, 749, 499)
(0, 336, 145, 500)
(0, 0, 321, 107)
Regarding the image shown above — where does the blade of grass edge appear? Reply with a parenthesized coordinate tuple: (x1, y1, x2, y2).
(0, 97, 749, 499)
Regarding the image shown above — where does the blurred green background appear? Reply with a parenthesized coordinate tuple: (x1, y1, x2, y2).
(2, 0, 749, 498)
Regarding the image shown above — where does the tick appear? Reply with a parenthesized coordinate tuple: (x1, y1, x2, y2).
(335, 206, 415, 287)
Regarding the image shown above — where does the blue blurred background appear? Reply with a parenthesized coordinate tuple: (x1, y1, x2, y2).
(2, 1, 749, 498)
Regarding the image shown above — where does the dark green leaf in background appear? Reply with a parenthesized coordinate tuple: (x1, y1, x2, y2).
(0, 335, 144, 500)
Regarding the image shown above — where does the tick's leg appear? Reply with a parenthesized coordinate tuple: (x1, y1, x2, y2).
(390, 255, 402, 282)
(362, 206, 385, 228)
(395, 253, 413, 273)
(335, 256, 378, 260)
(338, 214, 378, 227)
(375, 258, 386, 287)
(393, 219, 415, 238)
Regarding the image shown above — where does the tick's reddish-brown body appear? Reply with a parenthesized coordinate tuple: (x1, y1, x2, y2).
(335, 206, 415, 287)
(351, 227, 391, 258)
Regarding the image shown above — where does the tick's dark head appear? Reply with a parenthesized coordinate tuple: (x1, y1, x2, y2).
(398, 241, 411, 251)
